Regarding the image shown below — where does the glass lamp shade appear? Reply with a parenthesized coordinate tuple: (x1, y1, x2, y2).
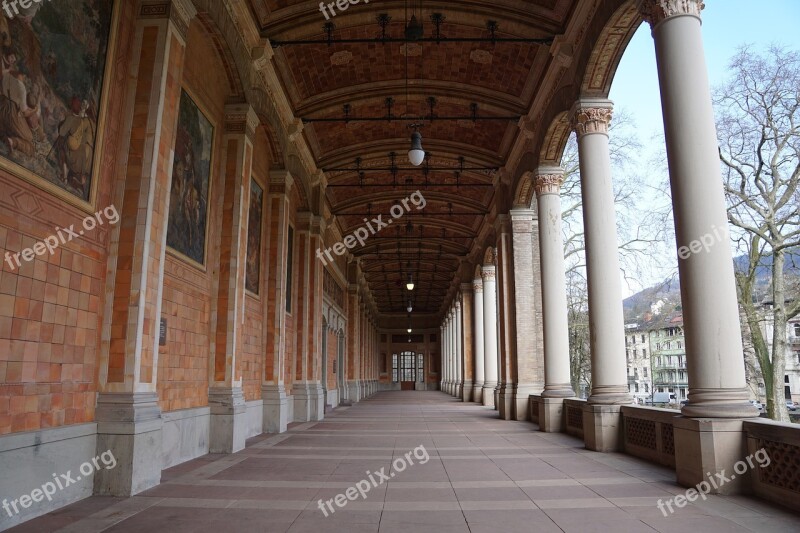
(408, 132, 425, 166)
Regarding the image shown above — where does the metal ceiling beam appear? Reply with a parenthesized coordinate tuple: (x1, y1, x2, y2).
(326, 183, 493, 188)
(269, 37, 553, 47)
(305, 115, 518, 123)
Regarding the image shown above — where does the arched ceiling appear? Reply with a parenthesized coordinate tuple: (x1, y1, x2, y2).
(245, 0, 635, 319)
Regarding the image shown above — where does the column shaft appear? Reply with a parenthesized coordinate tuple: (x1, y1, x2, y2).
(536, 170, 574, 397)
(640, 0, 754, 418)
(455, 300, 463, 399)
(460, 283, 475, 402)
(571, 100, 631, 405)
(482, 263, 499, 407)
(472, 277, 485, 403)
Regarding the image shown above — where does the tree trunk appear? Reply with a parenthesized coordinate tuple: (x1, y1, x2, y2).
(769, 249, 790, 422)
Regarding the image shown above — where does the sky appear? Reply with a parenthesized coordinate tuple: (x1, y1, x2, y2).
(605, 0, 800, 296)
(610, 0, 800, 142)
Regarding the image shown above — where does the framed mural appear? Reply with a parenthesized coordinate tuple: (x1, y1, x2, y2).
(245, 177, 263, 295)
(0, 0, 117, 209)
(166, 89, 214, 268)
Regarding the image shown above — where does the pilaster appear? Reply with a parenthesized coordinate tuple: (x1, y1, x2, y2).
(96, 0, 196, 495)
(496, 216, 516, 419)
(510, 208, 545, 420)
(208, 104, 258, 453)
(261, 170, 295, 433)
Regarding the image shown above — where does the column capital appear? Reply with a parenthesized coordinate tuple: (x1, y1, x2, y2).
(460, 282, 473, 294)
(509, 208, 536, 220)
(269, 170, 295, 195)
(295, 212, 325, 235)
(510, 208, 536, 233)
(570, 99, 614, 137)
(535, 167, 565, 196)
(224, 104, 260, 140)
(637, 0, 704, 29)
(481, 265, 497, 282)
(473, 277, 483, 293)
(139, 0, 197, 40)
(454, 299, 461, 311)
(253, 41, 276, 71)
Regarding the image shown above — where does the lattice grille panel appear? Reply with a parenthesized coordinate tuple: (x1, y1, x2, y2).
(566, 406, 583, 429)
(661, 423, 675, 456)
(756, 439, 800, 493)
(625, 417, 657, 450)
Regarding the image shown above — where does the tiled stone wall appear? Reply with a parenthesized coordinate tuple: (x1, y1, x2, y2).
(0, 0, 137, 435)
(242, 295, 264, 402)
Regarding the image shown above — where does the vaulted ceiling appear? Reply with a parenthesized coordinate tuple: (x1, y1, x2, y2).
(246, 0, 637, 319)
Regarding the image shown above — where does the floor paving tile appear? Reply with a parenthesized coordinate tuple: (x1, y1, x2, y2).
(7, 391, 800, 533)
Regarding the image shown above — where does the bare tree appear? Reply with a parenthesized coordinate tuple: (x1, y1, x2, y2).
(716, 45, 800, 422)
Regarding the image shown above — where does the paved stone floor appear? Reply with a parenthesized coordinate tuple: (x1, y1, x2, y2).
(9, 391, 800, 532)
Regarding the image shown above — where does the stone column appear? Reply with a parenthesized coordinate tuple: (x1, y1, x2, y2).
(439, 324, 445, 390)
(449, 309, 456, 395)
(454, 299, 464, 399)
(510, 208, 545, 420)
(262, 170, 294, 432)
(638, 0, 757, 492)
(472, 276, 485, 403)
(571, 100, 631, 450)
(95, 0, 196, 496)
(496, 216, 516, 419)
(208, 105, 259, 454)
(535, 169, 575, 432)
(443, 316, 450, 393)
(572, 100, 631, 406)
(460, 283, 475, 402)
(346, 264, 361, 403)
(482, 260, 499, 407)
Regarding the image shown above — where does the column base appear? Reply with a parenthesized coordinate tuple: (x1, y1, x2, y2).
(292, 383, 320, 422)
(262, 384, 288, 434)
(542, 383, 576, 398)
(472, 382, 484, 403)
(208, 387, 247, 454)
(681, 388, 759, 418)
(587, 385, 633, 405)
(462, 382, 474, 402)
(583, 404, 623, 452)
(94, 392, 162, 496)
(310, 382, 325, 421)
(673, 417, 748, 494)
(498, 383, 515, 420)
(482, 384, 496, 408)
(455, 382, 463, 399)
(348, 380, 361, 403)
(537, 396, 566, 433)
(513, 384, 543, 421)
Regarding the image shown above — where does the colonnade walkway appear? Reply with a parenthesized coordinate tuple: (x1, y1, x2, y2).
(10, 392, 798, 533)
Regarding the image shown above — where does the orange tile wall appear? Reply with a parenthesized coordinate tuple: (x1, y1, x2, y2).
(0, 0, 137, 435)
